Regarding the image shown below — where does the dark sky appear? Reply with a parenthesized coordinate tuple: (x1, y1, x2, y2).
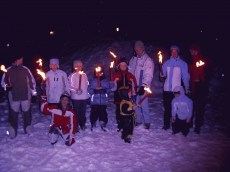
(0, 0, 229, 65)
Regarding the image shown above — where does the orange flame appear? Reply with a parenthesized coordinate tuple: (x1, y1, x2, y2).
(109, 51, 117, 58)
(0, 65, 7, 72)
(36, 59, 43, 67)
(37, 69, 46, 80)
(110, 61, 114, 68)
(144, 87, 152, 94)
(158, 51, 163, 64)
(79, 71, 84, 75)
(196, 60, 205, 67)
(95, 66, 101, 72)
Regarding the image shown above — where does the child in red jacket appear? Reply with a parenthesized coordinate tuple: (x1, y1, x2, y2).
(40, 92, 77, 146)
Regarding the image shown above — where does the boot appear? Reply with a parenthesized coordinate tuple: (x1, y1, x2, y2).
(7, 126, 16, 139)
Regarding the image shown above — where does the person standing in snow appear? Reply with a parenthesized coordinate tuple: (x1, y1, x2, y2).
(88, 66, 111, 131)
(112, 57, 137, 132)
(160, 45, 190, 130)
(171, 86, 193, 136)
(120, 88, 137, 143)
(129, 40, 154, 129)
(45, 58, 69, 105)
(1, 55, 36, 138)
(188, 44, 209, 134)
(40, 92, 77, 146)
(68, 60, 89, 131)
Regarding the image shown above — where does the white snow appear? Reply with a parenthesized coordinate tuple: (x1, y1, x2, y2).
(0, 41, 229, 172)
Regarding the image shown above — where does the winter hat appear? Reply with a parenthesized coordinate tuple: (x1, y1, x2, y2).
(134, 40, 145, 49)
(60, 91, 71, 100)
(50, 58, 59, 67)
(118, 57, 128, 65)
(170, 45, 180, 52)
(73, 60, 83, 68)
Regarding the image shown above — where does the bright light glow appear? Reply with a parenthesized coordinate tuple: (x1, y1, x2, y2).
(196, 60, 205, 67)
(49, 31, 55, 35)
(116, 27, 119, 32)
(37, 69, 46, 80)
(0, 65, 7, 72)
(110, 61, 114, 68)
(95, 66, 101, 72)
(109, 51, 117, 58)
(36, 59, 43, 67)
(157, 51, 163, 64)
(144, 87, 152, 94)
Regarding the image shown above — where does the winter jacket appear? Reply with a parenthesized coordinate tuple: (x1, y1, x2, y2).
(1, 65, 36, 101)
(112, 70, 137, 104)
(68, 71, 90, 100)
(88, 77, 110, 105)
(45, 69, 69, 103)
(40, 102, 77, 136)
(171, 86, 193, 120)
(162, 56, 190, 92)
(129, 52, 154, 87)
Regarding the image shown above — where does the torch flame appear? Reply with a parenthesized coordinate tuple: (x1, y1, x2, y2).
(36, 59, 43, 67)
(0, 65, 7, 72)
(37, 69, 46, 80)
(110, 61, 114, 68)
(196, 60, 205, 67)
(158, 51, 163, 64)
(79, 71, 84, 75)
(109, 51, 117, 58)
(144, 87, 152, 94)
(95, 66, 101, 72)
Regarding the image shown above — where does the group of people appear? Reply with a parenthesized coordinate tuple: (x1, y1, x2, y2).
(1, 40, 209, 145)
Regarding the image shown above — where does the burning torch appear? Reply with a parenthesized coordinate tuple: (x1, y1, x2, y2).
(109, 61, 114, 81)
(76, 71, 84, 95)
(158, 51, 163, 75)
(109, 51, 118, 67)
(95, 66, 102, 88)
(137, 87, 152, 106)
(196, 60, 205, 67)
(0, 65, 11, 91)
(36, 59, 46, 96)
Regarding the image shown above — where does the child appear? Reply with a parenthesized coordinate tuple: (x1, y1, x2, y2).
(40, 92, 77, 146)
(45, 58, 69, 105)
(171, 86, 193, 136)
(120, 89, 137, 143)
(88, 66, 111, 131)
(68, 60, 89, 131)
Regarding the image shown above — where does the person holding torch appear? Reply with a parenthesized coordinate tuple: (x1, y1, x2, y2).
(1, 54, 36, 138)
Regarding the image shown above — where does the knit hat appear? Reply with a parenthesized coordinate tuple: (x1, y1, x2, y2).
(60, 91, 71, 100)
(170, 45, 180, 52)
(73, 60, 83, 68)
(134, 40, 145, 49)
(50, 58, 59, 67)
(118, 57, 128, 65)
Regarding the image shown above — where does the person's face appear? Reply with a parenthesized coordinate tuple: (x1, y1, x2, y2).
(74, 64, 83, 72)
(15, 57, 23, 65)
(171, 49, 179, 58)
(50, 64, 58, 71)
(61, 97, 69, 108)
(119, 63, 127, 71)
(190, 49, 199, 57)
(135, 47, 144, 56)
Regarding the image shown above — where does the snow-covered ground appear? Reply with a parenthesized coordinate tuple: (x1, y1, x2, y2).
(0, 41, 229, 172)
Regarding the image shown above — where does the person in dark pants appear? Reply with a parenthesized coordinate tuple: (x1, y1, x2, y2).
(1, 55, 36, 138)
(120, 89, 137, 143)
(171, 86, 193, 136)
(188, 44, 209, 134)
(68, 60, 89, 131)
(160, 45, 190, 130)
(88, 66, 111, 131)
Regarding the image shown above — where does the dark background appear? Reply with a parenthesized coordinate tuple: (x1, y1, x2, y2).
(0, 0, 229, 68)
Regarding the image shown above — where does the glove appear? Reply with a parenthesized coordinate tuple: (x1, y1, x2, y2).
(138, 86, 145, 96)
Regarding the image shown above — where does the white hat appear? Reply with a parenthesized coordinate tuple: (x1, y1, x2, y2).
(50, 58, 59, 67)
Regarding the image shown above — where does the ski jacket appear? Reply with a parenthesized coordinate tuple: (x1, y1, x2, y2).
(171, 86, 193, 120)
(1, 65, 36, 101)
(129, 52, 154, 87)
(162, 56, 190, 92)
(88, 77, 111, 105)
(40, 102, 77, 136)
(68, 71, 90, 100)
(45, 69, 69, 103)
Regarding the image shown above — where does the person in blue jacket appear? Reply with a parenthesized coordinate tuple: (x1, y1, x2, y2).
(88, 66, 111, 131)
(160, 45, 190, 130)
(171, 86, 193, 136)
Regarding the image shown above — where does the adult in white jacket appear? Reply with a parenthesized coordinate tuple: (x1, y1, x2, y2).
(129, 40, 154, 129)
(45, 58, 69, 104)
(68, 60, 89, 131)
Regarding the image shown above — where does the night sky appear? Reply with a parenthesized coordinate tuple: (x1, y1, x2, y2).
(0, 0, 229, 67)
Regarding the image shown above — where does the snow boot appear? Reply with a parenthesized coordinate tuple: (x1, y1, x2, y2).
(7, 126, 16, 139)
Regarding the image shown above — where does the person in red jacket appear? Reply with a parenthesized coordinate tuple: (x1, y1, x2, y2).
(40, 92, 77, 146)
(111, 57, 137, 131)
(188, 44, 209, 134)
